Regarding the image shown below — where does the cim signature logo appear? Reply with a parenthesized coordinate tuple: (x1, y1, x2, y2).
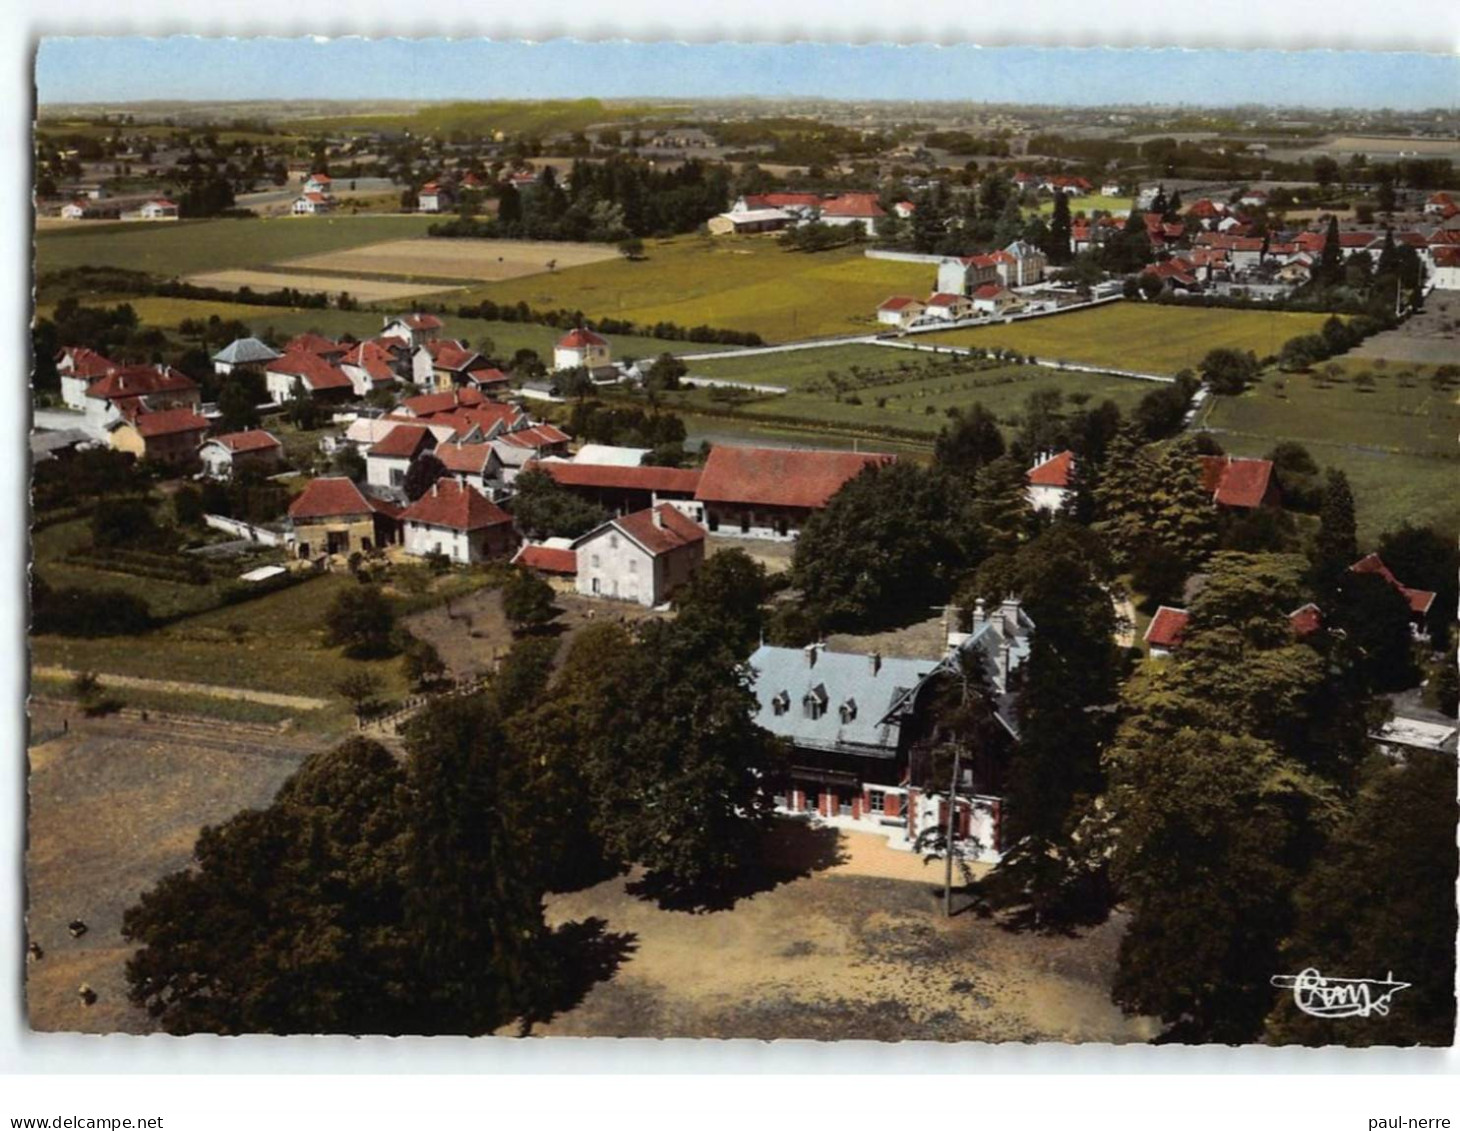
(1270, 968, 1411, 1019)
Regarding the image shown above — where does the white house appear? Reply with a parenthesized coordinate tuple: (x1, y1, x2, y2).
(56, 346, 118, 410)
(707, 208, 794, 236)
(553, 327, 611, 373)
(923, 292, 974, 322)
(970, 283, 1022, 316)
(199, 429, 284, 480)
(138, 199, 179, 220)
(399, 478, 516, 564)
(365, 423, 437, 491)
(303, 173, 333, 196)
(60, 201, 89, 220)
(292, 192, 333, 215)
(1432, 247, 1460, 290)
(572, 504, 706, 607)
(264, 351, 354, 404)
(417, 182, 451, 213)
(435, 439, 505, 496)
(876, 296, 925, 327)
(936, 254, 1000, 297)
(1026, 450, 1075, 513)
(380, 313, 445, 350)
(339, 340, 403, 397)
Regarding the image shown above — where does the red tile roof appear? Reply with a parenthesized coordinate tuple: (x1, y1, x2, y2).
(85, 365, 198, 401)
(465, 366, 510, 386)
(342, 340, 399, 384)
(1288, 603, 1323, 638)
(400, 387, 490, 417)
(288, 477, 375, 520)
(392, 313, 443, 331)
(368, 424, 435, 460)
(1434, 247, 1460, 268)
(602, 505, 706, 556)
(512, 543, 578, 575)
(435, 441, 497, 475)
(500, 424, 571, 449)
(400, 479, 512, 532)
(879, 295, 922, 311)
(926, 292, 968, 308)
(208, 429, 281, 454)
(743, 192, 823, 210)
(531, 461, 703, 494)
(423, 339, 481, 372)
(1027, 450, 1074, 488)
(58, 346, 116, 379)
(133, 408, 210, 438)
(557, 327, 609, 349)
(1144, 606, 1190, 650)
(973, 283, 1011, 300)
(285, 333, 344, 357)
(1350, 553, 1435, 615)
(820, 193, 886, 219)
(268, 350, 353, 392)
(1200, 455, 1275, 509)
(695, 446, 892, 510)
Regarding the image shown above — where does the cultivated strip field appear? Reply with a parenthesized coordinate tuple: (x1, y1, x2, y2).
(280, 237, 621, 282)
(186, 268, 462, 303)
(921, 303, 1336, 376)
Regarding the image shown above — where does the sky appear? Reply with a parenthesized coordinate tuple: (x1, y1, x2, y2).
(33, 39, 1460, 110)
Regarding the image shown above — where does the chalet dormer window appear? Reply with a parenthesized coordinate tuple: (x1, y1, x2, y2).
(839, 698, 858, 723)
(771, 691, 790, 716)
(803, 684, 829, 720)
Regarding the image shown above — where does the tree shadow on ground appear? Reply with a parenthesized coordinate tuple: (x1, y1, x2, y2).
(960, 872, 1115, 937)
(527, 916, 638, 1029)
(626, 817, 849, 915)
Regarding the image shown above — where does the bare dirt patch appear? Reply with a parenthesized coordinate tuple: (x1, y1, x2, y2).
(25, 703, 326, 1033)
(1351, 295, 1460, 366)
(536, 825, 1155, 1042)
(185, 269, 463, 303)
(281, 237, 620, 283)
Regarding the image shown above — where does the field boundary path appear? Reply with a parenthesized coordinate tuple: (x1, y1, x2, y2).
(32, 666, 329, 711)
(678, 334, 878, 362)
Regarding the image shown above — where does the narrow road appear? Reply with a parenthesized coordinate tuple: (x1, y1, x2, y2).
(32, 666, 329, 711)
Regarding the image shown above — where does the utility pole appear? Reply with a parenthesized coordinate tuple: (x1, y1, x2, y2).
(944, 742, 961, 919)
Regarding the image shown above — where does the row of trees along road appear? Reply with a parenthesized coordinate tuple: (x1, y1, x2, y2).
(121, 553, 786, 1034)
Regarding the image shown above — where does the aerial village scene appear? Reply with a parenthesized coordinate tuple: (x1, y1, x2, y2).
(25, 39, 1459, 1046)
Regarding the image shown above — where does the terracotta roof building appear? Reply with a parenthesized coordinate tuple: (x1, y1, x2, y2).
(400, 479, 516, 564)
(694, 445, 892, 540)
(1199, 455, 1279, 509)
(572, 504, 706, 607)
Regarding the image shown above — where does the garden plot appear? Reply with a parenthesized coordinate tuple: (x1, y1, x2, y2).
(279, 237, 621, 283)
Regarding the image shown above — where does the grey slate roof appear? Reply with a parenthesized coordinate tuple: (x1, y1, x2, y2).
(212, 338, 283, 365)
(747, 645, 937, 758)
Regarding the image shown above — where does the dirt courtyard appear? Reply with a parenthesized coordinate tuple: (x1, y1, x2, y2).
(25, 702, 326, 1033)
(537, 824, 1155, 1043)
(1351, 293, 1460, 366)
(279, 237, 621, 283)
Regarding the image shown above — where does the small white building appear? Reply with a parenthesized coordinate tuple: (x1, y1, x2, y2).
(211, 337, 282, 376)
(572, 504, 706, 607)
(553, 327, 611, 373)
(199, 429, 284, 480)
(138, 198, 179, 220)
(380, 313, 445, 349)
(1026, 450, 1075, 513)
(365, 423, 437, 491)
(1432, 247, 1460, 290)
(877, 296, 925, 327)
(418, 182, 451, 213)
(923, 292, 974, 322)
(292, 192, 333, 215)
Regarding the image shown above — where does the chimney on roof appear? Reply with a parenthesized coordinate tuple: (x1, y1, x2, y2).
(997, 639, 1011, 690)
(972, 598, 987, 630)
(805, 642, 822, 668)
(1000, 595, 1021, 638)
(431, 481, 439, 497)
(870, 651, 881, 676)
(652, 507, 664, 529)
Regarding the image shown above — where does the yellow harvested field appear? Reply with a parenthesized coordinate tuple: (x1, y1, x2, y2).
(185, 269, 462, 303)
(280, 237, 621, 282)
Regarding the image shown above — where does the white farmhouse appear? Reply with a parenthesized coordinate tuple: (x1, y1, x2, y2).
(572, 504, 706, 607)
(399, 478, 516, 564)
(553, 327, 611, 373)
(1026, 450, 1075, 513)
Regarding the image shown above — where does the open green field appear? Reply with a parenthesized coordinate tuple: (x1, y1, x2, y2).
(1032, 194, 1131, 216)
(665, 356, 1159, 444)
(34, 215, 440, 278)
(459, 234, 932, 343)
(685, 344, 915, 389)
(293, 98, 673, 138)
(1198, 361, 1460, 541)
(921, 303, 1335, 376)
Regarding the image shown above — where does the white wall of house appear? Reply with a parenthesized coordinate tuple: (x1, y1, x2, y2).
(266, 371, 301, 404)
(1026, 484, 1071, 513)
(936, 260, 969, 295)
(60, 374, 94, 410)
(1433, 263, 1460, 290)
(553, 343, 610, 372)
(575, 529, 658, 606)
(199, 446, 235, 480)
(403, 521, 481, 564)
(366, 454, 411, 490)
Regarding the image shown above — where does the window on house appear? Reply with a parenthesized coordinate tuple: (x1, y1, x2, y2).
(628, 559, 637, 573)
(839, 698, 858, 723)
(868, 791, 886, 815)
(610, 534, 619, 549)
(591, 554, 600, 568)
(803, 696, 825, 721)
(771, 691, 790, 716)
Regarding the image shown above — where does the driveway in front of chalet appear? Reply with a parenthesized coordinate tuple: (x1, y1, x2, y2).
(535, 824, 1156, 1043)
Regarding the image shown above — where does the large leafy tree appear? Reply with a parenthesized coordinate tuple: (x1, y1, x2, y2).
(584, 619, 787, 904)
(123, 740, 416, 1034)
(1267, 752, 1457, 1047)
(510, 467, 609, 540)
(933, 404, 1005, 482)
(673, 547, 769, 656)
(1312, 468, 1358, 593)
(792, 462, 962, 629)
(324, 584, 398, 658)
(1377, 522, 1458, 648)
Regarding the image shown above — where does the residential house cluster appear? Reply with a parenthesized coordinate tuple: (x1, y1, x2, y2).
(877, 242, 1048, 330)
(292, 172, 336, 215)
(711, 191, 889, 237)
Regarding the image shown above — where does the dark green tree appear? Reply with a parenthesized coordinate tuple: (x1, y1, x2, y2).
(324, 584, 397, 658)
(673, 548, 769, 656)
(509, 467, 609, 540)
(501, 566, 557, 634)
(1046, 191, 1073, 266)
(1312, 468, 1358, 593)
(932, 404, 1005, 481)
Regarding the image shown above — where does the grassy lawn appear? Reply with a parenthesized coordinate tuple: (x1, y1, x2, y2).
(1199, 360, 1460, 540)
(1032, 194, 1132, 216)
(920, 303, 1335, 376)
(458, 234, 931, 343)
(30, 673, 302, 728)
(685, 344, 913, 389)
(34, 215, 441, 278)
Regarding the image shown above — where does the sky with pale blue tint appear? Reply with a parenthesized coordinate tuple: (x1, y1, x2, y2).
(35, 39, 1459, 110)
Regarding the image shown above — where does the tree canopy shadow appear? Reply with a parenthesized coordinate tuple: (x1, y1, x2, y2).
(527, 916, 638, 1028)
(626, 817, 848, 914)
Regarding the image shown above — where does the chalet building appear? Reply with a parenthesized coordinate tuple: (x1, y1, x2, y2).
(572, 504, 706, 607)
(694, 446, 891, 540)
(1199, 455, 1280, 510)
(106, 407, 210, 466)
(288, 477, 401, 558)
(553, 327, 611, 373)
(527, 460, 703, 518)
(292, 192, 333, 215)
(211, 337, 282, 376)
(400, 479, 516, 564)
(970, 283, 1023, 316)
(747, 597, 1035, 863)
(199, 429, 284, 479)
(1026, 450, 1075, 513)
